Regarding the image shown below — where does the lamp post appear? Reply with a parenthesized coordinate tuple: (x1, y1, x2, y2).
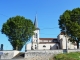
(65, 25, 68, 53)
(64, 16, 68, 53)
(62, 17, 68, 53)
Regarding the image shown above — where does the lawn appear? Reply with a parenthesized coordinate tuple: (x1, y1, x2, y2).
(52, 52, 80, 60)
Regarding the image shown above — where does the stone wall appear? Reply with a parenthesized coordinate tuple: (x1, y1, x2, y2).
(25, 49, 80, 60)
(1, 59, 23, 60)
(25, 50, 63, 60)
(68, 49, 80, 53)
(1, 49, 80, 60)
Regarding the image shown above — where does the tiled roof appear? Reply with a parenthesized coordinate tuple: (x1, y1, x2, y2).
(39, 38, 57, 40)
(39, 42, 57, 44)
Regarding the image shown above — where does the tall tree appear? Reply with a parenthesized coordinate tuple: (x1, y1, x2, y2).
(1, 16, 35, 51)
(58, 8, 80, 49)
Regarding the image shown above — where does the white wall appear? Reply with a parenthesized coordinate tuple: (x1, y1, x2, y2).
(74, 45, 77, 49)
(62, 36, 67, 49)
(58, 34, 77, 49)
(26, 43, 58, 50)
(32, 30, 40, 43)
(0, 50, 19, 59)
(13, 50, 20, 57)
(58, 35, 66, 49)
(26, 43, 31, 50)
(38, 43, 57, 50)
(32, 29, 40, 50)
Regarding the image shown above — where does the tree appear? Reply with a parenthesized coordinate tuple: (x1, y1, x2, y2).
(1, 16, 35, 51)
(58, 8, 80, 49)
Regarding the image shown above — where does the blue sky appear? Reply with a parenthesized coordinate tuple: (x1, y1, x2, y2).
(0, 0, 80, 51)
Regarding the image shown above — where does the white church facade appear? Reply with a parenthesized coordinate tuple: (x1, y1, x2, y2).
(26, 15, 77, 50)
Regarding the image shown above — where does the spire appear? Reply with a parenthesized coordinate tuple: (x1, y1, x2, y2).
(34, 14, 38, 28)
(34, 13, 40, 30)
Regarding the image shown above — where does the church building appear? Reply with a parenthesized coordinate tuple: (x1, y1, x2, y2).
(26, 15, 77, 50)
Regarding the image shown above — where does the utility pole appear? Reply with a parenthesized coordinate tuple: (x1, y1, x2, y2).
(65, 25, 68, 53)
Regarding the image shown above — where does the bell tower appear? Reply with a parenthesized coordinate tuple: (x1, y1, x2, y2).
(31, 14, 40, 50)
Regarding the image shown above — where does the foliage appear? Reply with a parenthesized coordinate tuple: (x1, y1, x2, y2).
(1, 16, 35, 51)
(53, 52, 80, 60)
(58, 8, 80, 49)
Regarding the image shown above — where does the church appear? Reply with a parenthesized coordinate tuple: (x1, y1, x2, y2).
(26, 15, 77, 50)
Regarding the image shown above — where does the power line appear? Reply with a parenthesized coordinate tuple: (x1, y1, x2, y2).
(40, 33, 58, 35)
(40, 27, 59, 30)
(0, 14, 59, 30)
(0, 13, 9, 17)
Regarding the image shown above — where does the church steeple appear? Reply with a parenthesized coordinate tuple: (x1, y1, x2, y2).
(34, 14, 38, 28)
(31, 14, 40, 50)
(34, 14, 40, 30)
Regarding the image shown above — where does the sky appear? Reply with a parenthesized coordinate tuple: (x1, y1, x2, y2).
(0, 0, 80, 51)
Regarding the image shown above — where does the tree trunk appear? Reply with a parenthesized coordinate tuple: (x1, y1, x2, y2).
(16, 46, 18, 50)
(77, 40, 79, 49)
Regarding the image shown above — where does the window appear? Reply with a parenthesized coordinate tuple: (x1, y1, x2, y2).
(34, 40, 37, 42)
(36, 33, 37, 38)
(36, 40, 37, 42)
(53, 39, 58, 42)
(31, 46, 33, 50)
(35, 45, 37, 49)
(49, 40, 52, 42)
(34, 33, 37, 38)
(43, 45, 46, 47)
(44, 40, 48, 42)
(50, 45, 52, 50)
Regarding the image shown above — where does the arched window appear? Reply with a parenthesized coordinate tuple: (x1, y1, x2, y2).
(34, 33, 37, 38)
(43, 45, 46, 47)
(36, 33, 37, 38)
(36, 40, 37, 42)
(31, 46, 33, 50)
(50, 45, 52, 50)
(35, 45, 37, 49)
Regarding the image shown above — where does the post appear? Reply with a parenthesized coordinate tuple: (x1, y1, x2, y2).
(25, 44, 27, 52)
(65, 25, 68, 53)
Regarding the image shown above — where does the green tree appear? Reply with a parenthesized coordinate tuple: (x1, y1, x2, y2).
(1, 16, 35, 51)
(58, 8, 80, 49)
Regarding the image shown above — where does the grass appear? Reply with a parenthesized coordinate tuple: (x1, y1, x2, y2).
(52, 52, 80, 60)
